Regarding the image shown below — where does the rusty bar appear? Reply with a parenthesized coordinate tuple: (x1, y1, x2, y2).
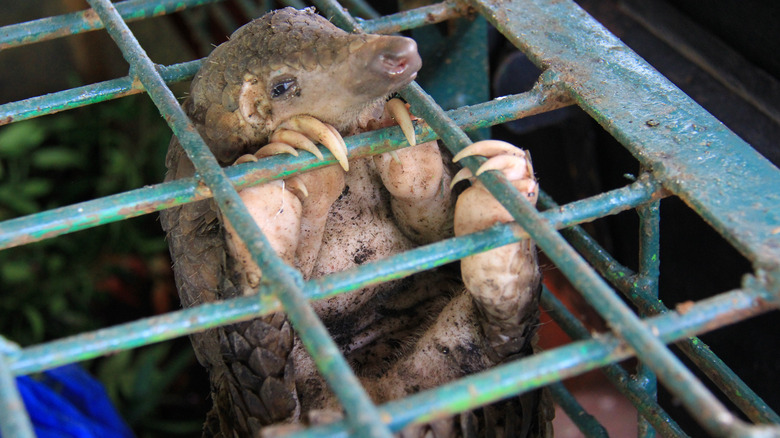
(0, 84, 571, 250)
(0, 342, 35, 438)
(636, 192, 661, 437)
(84, 0, 393, 436)
(0, 60, 200, 125)
(285, 285, 776, 437)
(541, 286, 688, 437)
(0, 0, 222, 50)
(470, 1, 780, 435)
(547, 382, 609, 438)
(473, 0, 780, 271)
(361, 2, 465, 34)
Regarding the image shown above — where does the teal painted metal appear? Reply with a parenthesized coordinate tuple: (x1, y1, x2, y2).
(471, 0, 780, 271)
(539, 191, 780, 426)
(84, 0, 392, 436)
(0, 0, 222, 49)
(467, 1, 780, 434)
(404, 70, 749, 435)
(7, 179, 660, 376)
(0, 340, 34, 438)
(283, 286, 773, 437)
(360, 2, 464, 35)
(403, 0, 490, 140)
(636, 199, 661, 438)
(1, 0, 779, 437)
(341, 0, 381, 19)
(0, 60, 200, 125)
(0, 84, 571, 248)
(541, 284, 688, 437)
(547, 383, 608, 438)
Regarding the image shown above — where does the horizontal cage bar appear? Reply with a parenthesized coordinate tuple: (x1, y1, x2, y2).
(0, 0, 777, 437)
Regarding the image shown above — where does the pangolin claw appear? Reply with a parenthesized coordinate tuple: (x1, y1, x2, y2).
(449, 167, 473, 189)
(279, 115, 349, 171)
(475, 154, 529, 180)
(256, 142, 300, 159)
(452, 140, 526, 163)
(452, 140, 530, 181)
(286, 176, 309, 199)
(325, 124, 348, 152)
(234, 154, 259, 165)
(271, 129, 323, 161)
(385, 98, 416, 147)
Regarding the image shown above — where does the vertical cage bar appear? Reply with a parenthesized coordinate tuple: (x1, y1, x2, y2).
(636, 197, 661, 437)
(465, 2, 780, 434)
(547, 382, 609, 438)
(412, 63, 742, 437)
(541, 191, 780, 426)
(340, 0, 381, 19)
(540, 287, 688, 437)
(82, 1, 392, 436)
(0, 354, 35, 438)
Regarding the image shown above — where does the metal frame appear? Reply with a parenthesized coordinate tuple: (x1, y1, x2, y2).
(0, 0, 778, 437)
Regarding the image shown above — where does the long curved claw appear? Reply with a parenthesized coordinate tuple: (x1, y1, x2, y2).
(452, 140, 525, 163)
(234, 154, 259, 165)
(271, 130, 323, 161)
(279, 115, 349, 171)
(475, 155, 528, 180)
(325, 124, 348, 153)
(452, 140, 532, 182)
(286, 176, 309, 200)
(255, 142, 300, 159)
(449, 167, 474, 189)
(385, 98, 416, 147)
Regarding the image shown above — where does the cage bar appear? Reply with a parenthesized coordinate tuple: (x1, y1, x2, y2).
(7, 179, 660, 375)
(0, 0, 778, 437)
(0, 341, 34, 438)
(0, 0, 221, 49)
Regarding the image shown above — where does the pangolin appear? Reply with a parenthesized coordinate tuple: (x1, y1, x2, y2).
(160, 7, 550, 437)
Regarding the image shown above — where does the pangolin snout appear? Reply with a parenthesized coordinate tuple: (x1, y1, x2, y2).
(368, 36, 422, 84)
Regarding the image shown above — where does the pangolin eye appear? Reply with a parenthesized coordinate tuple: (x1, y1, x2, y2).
(270, 78, 298, 99)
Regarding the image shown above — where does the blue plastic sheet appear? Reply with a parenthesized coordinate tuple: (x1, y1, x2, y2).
(6, 365, 133, 438)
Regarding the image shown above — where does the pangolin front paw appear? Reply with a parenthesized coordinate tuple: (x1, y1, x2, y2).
(452, 140, 541, 359)
(224, 115, 349, 288)
(375, 98, 442, 194)
(373, 99, 454, 243)
(452, 140, 538, 236)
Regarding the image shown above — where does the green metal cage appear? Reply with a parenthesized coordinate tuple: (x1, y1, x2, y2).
(1, 0, 778, 437)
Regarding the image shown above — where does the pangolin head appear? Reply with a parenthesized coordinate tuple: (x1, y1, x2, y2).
(186, 7, 422, 164)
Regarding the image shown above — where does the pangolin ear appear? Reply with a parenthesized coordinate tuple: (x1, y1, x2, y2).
(238, 73, 270, 130)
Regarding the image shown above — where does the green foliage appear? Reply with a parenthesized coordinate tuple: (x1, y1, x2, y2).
(0, 96, 206, 436)
(0, 96, 170, 343)
(97, 342, 205, 437)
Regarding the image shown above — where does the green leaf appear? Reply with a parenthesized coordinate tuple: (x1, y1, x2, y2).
(97, 350, 134, 402)
(0, 121, 46, 157)
(1, 260, 34, 283)
(31, 146, 84, 170)
(22, 306, 45, 342)
(0, 185, 39, 215)
(19, 178, 53, 198)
